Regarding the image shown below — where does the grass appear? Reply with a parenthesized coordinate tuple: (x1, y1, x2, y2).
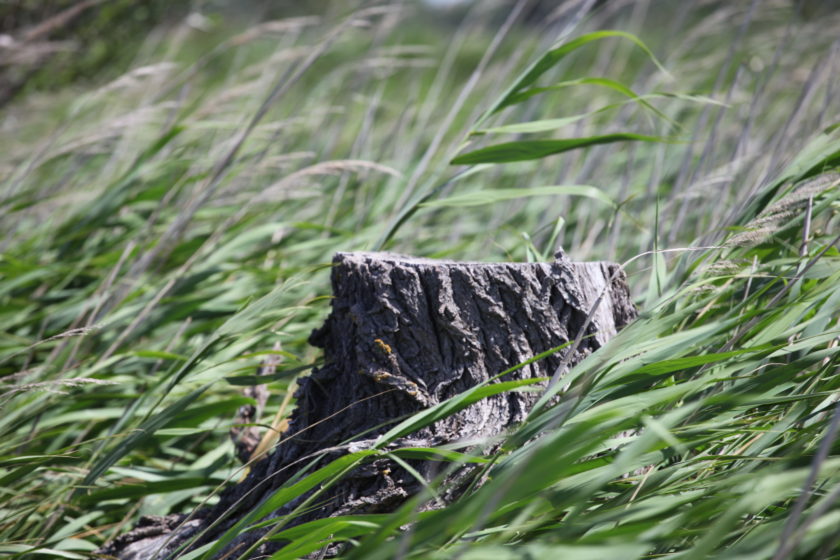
(0, 0, 838, 558)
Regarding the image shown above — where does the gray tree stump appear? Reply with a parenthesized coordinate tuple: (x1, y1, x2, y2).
(101, 251, 636, 559)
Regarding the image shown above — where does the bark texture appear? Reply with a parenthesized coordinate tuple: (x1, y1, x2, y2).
(100, 251, 636, 559)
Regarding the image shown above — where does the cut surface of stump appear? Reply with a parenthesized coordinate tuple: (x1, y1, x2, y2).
(100, 251, 636, 559)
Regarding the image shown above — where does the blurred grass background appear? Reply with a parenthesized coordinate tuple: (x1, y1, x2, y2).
(1, 0, 839, 558)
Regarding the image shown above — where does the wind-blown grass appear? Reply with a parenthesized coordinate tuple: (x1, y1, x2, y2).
(0, 1, 838, 558)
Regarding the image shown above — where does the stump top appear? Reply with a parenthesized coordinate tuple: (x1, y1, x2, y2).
(334, 251, 609, 268)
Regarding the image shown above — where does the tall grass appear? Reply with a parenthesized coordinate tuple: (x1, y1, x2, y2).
(0, 1, 838, 558)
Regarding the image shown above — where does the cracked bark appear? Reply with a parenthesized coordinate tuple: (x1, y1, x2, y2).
(100, 251, 636, 559)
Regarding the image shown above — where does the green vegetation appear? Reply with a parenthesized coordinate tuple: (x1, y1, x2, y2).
(1, 1, 838, 558)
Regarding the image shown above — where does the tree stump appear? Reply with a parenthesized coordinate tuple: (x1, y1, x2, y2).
(101, 251, 636, 559)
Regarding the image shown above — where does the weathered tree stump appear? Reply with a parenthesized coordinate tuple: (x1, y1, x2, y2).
(101, 251, 636, 559)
